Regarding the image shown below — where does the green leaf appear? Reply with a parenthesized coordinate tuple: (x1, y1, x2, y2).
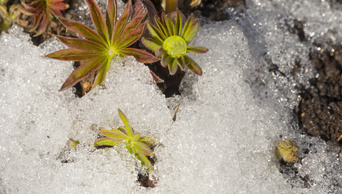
(117, 126, 128, 135)
(118, 109, 133, 136)
(164, 15, 175, 36)
(175, 9, 182, 36)
(69, 138, 79, 150)
(136, 151, 153, 171)
(168, 58, 178, 75)
(59, 56, 106, 91)
(85, 0, 109, 42)
(111, 0, 132, 44)
(139, 136, 155, 145)
(154, 15, 168, 39)
(161, 55, 174, 67)
(176, 57, 185, 70)
(141, 37, 162, 52)
(106, 0, 117, 38)
(99, 127, 128, 140)
(187, 46, 208, 54)
(184, 55, 202, 76)
(182, 15, 199, 43)
(135, 142, 153, 156)
(0, 6, 7, 17)
(57, 17, 106, 45)
(126, 143, 134, 155)
(115, 11, 146, 45)
(45, 48, 98, 61)
(55, 35, 105, 52)
(181, 14, 193, 38)
(131, 133, 141, 141)
(116, 23, 145, 49)
(94, 137, 119, 147)
(92, 58, 111, 89)
(118, 48, 158, 63)
(146, 22, 164, 44)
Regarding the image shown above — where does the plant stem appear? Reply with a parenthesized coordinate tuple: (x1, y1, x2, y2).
(165, 0, 178, 13)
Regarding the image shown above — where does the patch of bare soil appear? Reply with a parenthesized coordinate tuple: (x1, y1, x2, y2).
(298, 45, 342, 145)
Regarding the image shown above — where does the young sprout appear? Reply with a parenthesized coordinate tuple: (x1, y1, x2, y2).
(94, 109, 155, 172)
(275, 140, 299, 162)
(142, 9, 208, 75)
(21, 0, 69, 36)
(45, 0, 158, 91)
(69, 138, 80, 150)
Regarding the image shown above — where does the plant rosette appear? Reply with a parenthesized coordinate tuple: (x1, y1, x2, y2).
(142, 9, 208, 75)
(45, 0, 158, 91)
(94, 109, 156, 172)
(21, 0, 69, 36)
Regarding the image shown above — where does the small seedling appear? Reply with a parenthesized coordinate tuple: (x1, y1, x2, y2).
(142, 9, 208, 75)
(21, 0, 69, 36)
(45, 0, 158, 91)
(275, 140, 299, 162)
(69, 138, 80, 150)
(94, 109, 155, 172)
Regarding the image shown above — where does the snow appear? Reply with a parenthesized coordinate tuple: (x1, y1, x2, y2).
(1, 0, 342, 193)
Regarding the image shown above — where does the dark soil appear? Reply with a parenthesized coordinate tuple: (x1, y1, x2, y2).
(298, 45, 342, 145)
(270, 12, 342, 147)
(195, 0, 245, 21)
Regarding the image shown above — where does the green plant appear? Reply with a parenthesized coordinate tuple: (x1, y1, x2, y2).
(0, 4, 28, 34)
(142, 9, 208, 75)
(45, 0, 158, 91)
(21, 0, 69, 36)
(94, 109, 155, 171)
(69, 138, 80, 150)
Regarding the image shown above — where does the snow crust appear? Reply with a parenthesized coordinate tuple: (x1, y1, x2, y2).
(1, 0, 342, 193)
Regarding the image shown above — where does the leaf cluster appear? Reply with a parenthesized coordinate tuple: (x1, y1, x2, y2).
(21, 0, 69, 36)
(45, 0, 157, 91)
(94, 109, 155, 171)
(142, 9, 208, 75)
(0, 3, 27, 34)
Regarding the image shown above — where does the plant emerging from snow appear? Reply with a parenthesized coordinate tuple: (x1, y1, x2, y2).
(142, 9, 208, 75)
(94, 109, 155, 171)
(275, 140, 299, 162)
(45, 0, 158, 91)
(21, 0, 69, 36)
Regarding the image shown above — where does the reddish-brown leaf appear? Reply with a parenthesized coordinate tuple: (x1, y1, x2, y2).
(118, 48, 158, 63)
(85, 0, 109, 41)
(45, 48, 99, 61)
(57, 17, 106, 45)
(111, 0, 132, 44)
(55, 36, 105, 52)
(187, 46, 209, 54)
(59, 56, 106, 91)
(116, 23, 145, 49)
(106, 0, 117, 38)
(35, 15, 49, 36)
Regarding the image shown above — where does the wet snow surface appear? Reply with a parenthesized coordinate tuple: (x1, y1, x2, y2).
(1, 0, 342, 193)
